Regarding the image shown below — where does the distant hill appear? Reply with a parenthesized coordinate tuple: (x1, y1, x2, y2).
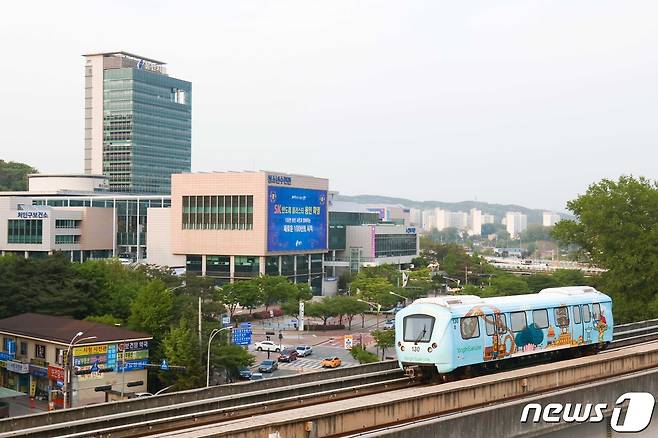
(334, 194, 572, 225)
(0, 160, 37, 191)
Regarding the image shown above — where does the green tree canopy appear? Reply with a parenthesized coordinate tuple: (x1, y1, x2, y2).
(128, 279, 174, 340)
(553, 176, 658, 322)
(0, 160, 37, 191)
(372, 329, 395, 360)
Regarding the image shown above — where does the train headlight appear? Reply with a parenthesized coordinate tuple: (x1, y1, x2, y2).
(400, 346, 405, 351)
(427, 347, 433, 352)
(397, 341, 402, 347)
(432, 343, 437, 349)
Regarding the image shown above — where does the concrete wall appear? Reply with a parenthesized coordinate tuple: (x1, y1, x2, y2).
(79, 207, 113, 250)
(28, 175, 108, 193)
(146, 207, 185, 267)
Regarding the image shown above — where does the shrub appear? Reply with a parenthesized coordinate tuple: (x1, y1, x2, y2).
(350, 346, 378, 364)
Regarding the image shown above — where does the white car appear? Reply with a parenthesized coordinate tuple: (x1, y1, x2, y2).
(255, 341, 284, 352)
(296, 345, 312, 357)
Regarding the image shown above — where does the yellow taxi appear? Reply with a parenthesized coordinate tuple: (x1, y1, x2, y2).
(321, 357, 342, 368)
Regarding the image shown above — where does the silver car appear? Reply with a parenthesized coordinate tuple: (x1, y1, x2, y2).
(296, 345, 312, 357)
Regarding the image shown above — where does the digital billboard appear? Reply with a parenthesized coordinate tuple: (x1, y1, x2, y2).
(267, 186, 328, 252)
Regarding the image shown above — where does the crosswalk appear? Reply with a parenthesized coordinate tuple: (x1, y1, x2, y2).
(277, 358, 355, 370)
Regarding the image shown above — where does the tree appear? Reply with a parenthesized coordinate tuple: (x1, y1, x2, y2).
(350, 345, 378, 364)
(211, 344, 255, 383)
(255, 276, 297, 310)
(525, 274, 560, 293)
(372, 329, 395, 360)
(128, 280, 174, 340)
(553, 176, 658, 322)
(84, 314, 123, 326)
(161, 317, 203, 390)
(305, 300, 339, 326)
(351, 275, 397, 308)
(0, 160, 37, 191)
(331, 296, 370, 329)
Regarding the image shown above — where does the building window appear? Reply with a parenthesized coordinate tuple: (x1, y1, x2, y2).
(234, 256, 259, 277)
(55, 348, 64, 365)
(374, 234, 417, 258)
(35, 344, 46, 359)
(55, 235, 80, 244)
(20, 342, 27, 356)
(55, 219, 81, 228)
(7, 219, 43, 244)
(182, 195, 253, 230)
(206, 255, 230, 275)
(186, 255, 202, 273)
(265, 256, 280, 276)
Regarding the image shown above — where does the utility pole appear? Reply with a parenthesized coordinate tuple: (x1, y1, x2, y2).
(198, 296, 202, 358)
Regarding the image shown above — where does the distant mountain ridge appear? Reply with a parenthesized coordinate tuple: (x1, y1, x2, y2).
(334, 194, 572, 225)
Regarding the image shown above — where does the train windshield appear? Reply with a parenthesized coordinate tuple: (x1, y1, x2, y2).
(403, 315, 435, 343)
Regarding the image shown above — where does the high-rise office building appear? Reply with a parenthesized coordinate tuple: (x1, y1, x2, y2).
(84, 52, 192, 194)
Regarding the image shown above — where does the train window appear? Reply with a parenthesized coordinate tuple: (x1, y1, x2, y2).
(460, 317, 480, 340)
(403, 315, 435, 343)
(485, 314, 495, 336)
(583, 305, 591, 323)
(532, 309, 549, 329)
(592, 303, 601, 321)
(573, 306, 582, 324)
(510, 312, 527, 332)
(496, 314, 507, 334)
(554, 306, 570, 327)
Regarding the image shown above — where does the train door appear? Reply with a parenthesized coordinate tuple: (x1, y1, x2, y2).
(582, 304, 594, 343)
(572, 305, 584, 345)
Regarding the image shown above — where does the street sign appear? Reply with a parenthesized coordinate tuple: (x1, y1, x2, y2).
(221, 315, 231, 327)
(240, 322, 252, 329)
(299, 302, 305, 331)
(344, 335, 353, 350)
(90, 361, 99, 373)
(160, 359, 169, 371)
(232, 328, 252, 346)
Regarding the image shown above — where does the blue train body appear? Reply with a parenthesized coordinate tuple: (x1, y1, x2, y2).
(395, 286, 613, 374)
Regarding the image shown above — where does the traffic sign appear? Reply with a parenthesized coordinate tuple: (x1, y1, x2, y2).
(232, 328, 252, 346)
(160, 359, 169, 371)
(344, 335, 353, 350)
(90, 361, 99, 373)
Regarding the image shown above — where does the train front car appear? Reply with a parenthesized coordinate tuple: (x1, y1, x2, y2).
(396, 296, 476, 377)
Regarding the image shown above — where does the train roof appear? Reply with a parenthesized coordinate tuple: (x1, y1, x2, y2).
(411, 286, 611, 316)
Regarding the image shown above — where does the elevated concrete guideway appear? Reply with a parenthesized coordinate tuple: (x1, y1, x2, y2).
(149, 342, 658, 437)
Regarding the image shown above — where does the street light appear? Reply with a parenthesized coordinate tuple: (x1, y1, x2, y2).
(206, 327, 232, 387)
(389, 291, 408, 307)
(357, 299, 382, 330)
(63, 332, 97, 409)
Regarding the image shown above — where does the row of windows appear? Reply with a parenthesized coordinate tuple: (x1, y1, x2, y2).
(7, 219, 42, 244)
(182, 195, 254, 230)
(55, 235, 80, 244)
(374, 234, 417, 258)
(3, 338, 64, 364)
(55, 219, 80, 229)
(460, 303, 603, 340)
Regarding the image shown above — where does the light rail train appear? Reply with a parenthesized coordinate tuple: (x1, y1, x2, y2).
(395, 286, 613, 378)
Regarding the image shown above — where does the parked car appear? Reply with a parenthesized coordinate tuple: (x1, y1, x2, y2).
(255, 341, 284, 352)
(321, 357, 342, 368)
(237, 367, 253, 380)
(296, 345, 312, 357)
(250, 372, 264, 381)
(258, 359, 279, 373)
(383, 319, 395, 330)
(278, 349, 299, 362)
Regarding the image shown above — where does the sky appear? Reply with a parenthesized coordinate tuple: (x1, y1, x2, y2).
(1, 1, 657, 212)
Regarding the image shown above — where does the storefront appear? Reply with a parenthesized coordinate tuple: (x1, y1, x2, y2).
(28, 360, 50, 401)
(47, 365, 64, 408)
(5, 361, 29, 394)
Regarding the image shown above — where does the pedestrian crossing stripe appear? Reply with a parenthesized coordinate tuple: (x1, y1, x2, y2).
(278, 358, 355, 370)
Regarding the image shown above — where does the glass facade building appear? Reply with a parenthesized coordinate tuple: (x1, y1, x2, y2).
(85, 52, 191, 194)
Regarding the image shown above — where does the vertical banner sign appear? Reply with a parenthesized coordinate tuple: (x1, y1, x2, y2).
(299, 302, 305, 332)
(30, 380, 36, 398)
(370, 226, 376, 259)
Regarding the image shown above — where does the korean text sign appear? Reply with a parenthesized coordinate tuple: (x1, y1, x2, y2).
(267, 186, 327, 252)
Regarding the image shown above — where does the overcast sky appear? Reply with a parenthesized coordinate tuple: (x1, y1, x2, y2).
(2, 1, 657, 211)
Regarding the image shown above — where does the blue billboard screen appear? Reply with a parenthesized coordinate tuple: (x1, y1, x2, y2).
(267, 186, 328, 252)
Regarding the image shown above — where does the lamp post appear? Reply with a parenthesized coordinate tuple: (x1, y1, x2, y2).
(357, 299, 382, 330)
(389, 291, 407, 306)
(63, 332, 97, 409)
(206, 327, 231, 387)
